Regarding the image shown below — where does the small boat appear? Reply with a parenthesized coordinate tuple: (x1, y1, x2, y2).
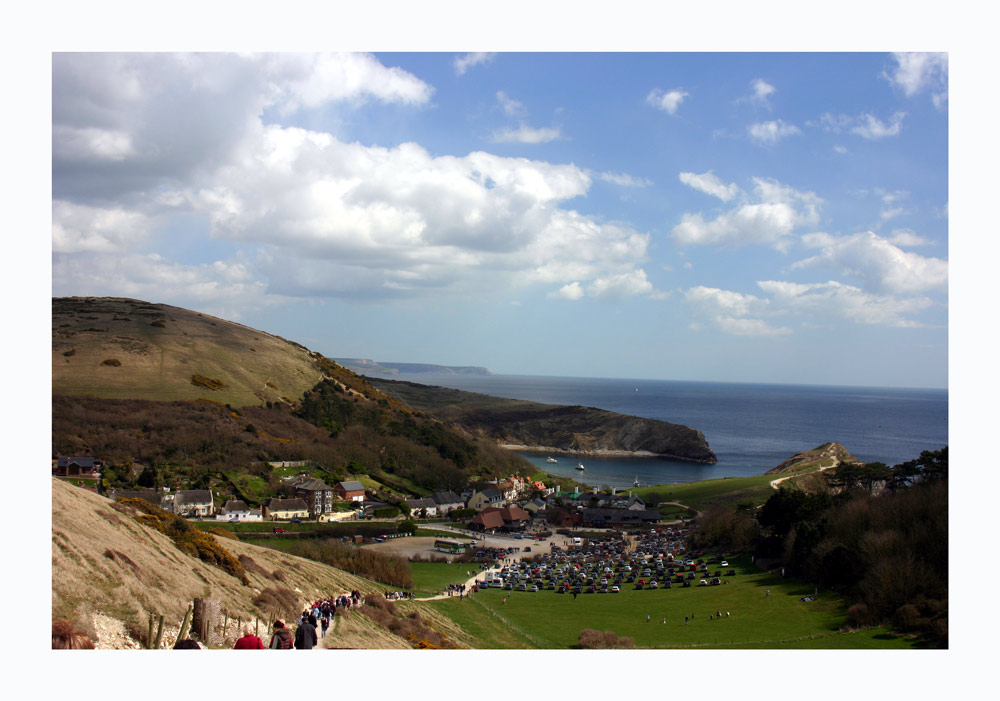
(576, 463, 585, 471)
(633, 476, 641, 487)
(546, 457, 558, 463)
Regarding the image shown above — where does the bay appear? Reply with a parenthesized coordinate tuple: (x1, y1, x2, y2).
(383, 373, 948, 489)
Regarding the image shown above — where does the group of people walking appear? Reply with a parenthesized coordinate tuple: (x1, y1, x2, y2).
(232, 589, 365, 650)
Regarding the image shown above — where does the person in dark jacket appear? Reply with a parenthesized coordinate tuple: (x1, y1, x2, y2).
(269, 620, 293, 649)
(294, 615, 318, 649)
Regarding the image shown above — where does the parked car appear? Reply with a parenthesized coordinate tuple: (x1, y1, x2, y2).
(720, 560, 729, 567)
(291, 518, 302, 523)
(272, 527, 285, 533)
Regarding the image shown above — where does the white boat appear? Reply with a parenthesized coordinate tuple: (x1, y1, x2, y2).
(633, 476, 641, 487)
(576, 463, 585, 471)
(546, 457, 558, 463)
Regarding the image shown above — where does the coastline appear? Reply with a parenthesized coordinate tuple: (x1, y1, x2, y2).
(500, 443, 715, 464)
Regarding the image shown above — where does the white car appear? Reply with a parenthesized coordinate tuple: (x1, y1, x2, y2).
(720, 560, 729, 567)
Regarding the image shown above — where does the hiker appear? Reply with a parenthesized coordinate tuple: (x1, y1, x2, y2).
(52, 618, 95, 649)
(766, 589, 770, 597)
(295, 615, 318, 650)
(234, 626, 265, 649)
(320, 616, 330, 637)
(269, 621, 293, 649)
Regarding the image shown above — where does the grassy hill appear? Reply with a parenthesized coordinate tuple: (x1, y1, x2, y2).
(53, 297, 323, 407)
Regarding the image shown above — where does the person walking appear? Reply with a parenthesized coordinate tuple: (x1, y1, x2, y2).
(234, 626, 265, 649)
(294, 615, 318, 650)
(269, 621, 293, 649)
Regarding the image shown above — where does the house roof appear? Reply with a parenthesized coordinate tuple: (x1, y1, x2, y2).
(223, 500, 250, 512)
(432, 491, 463, 505)
(266, 498, 308, 512)
(175, 490, 213, 506)
(109, 489, 161, 505)
(405, 497, 437, 510)
(338, 480, 365, 492)
(500, 505, 530, 522)
(295, 478, 332, 491)
(471, 510, 506, 529)
(475, 488, 501, 501)
(57, 456, 100, 468)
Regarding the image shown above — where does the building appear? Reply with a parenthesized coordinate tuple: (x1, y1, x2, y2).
(218, 500, 260, 521)
(468, 488, 503, 511)
(431, 491, 465, 514)
(404, 497, 438, 517)
(293, 478, 335, 518)
(335, 480, 366, 502)
(263, 498, 309, 521)
(53, 456, 102, 478)
(173, 490, 214, 518)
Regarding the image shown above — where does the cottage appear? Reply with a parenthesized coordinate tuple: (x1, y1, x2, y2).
(263, 498, 309, 521)
(108, 489, 165, 508)
(431, 490, 465, 514)
(522, 497, 547, 515)
(470, 509, 506, 532)
(335, 480, 366, 502)
(218, 499, 258, 522)
(173, 490, 214, 518)
(404, 497, 439, 518)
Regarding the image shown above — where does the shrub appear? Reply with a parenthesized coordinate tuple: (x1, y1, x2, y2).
(150, 320, 166, 328)
(101, 358, 122, 367)
(578, 629, 636, 649)
(191, 374, 226, 390)
(238, 554, 271, 577)
(253, 587, 301, 619)
(63, 348, 76, 357)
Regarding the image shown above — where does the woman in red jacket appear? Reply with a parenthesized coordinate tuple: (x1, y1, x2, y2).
(233, 626, 265, 649)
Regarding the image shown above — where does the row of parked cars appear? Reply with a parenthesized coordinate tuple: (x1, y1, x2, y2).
(478, 527, 737, 595)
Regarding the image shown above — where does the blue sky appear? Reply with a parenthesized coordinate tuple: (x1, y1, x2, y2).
(50, 50, 950, 388)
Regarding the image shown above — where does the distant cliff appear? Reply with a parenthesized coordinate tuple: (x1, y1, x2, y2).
(333, 358, 493, 376)
(369, 378, 717, 465)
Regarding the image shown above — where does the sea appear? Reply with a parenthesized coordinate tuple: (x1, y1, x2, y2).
(384, 374, 948, 490)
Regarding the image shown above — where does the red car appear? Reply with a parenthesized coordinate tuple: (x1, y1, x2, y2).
(272, 527, 285, 533)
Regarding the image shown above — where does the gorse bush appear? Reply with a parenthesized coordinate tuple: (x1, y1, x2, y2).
(119, 497, 249, 585)
(263, 538, 413, 589)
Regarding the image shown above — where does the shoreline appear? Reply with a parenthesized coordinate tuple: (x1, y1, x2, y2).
(501, 443, 716, 464)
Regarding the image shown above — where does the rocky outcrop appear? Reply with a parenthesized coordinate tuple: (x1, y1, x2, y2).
(765, 442, 859, 474)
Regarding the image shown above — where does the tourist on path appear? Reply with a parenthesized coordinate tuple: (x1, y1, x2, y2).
(295, 616, 318, 650)
(269, 621, 293, 649)
(234, 626, 265, 649)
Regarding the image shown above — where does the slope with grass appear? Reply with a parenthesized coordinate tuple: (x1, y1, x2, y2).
(53, 297, 323, 407)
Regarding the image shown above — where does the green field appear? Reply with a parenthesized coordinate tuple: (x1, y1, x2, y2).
(424, 556, 919, 649)
(410, 561, 481, 596)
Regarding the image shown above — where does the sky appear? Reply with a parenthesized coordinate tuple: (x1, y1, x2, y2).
(50, 49, 950, 388)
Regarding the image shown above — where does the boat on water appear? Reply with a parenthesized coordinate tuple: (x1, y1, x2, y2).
(576, 463, 585, 471)
(633, 475, 641, 487)
(546, 457, 558, 463)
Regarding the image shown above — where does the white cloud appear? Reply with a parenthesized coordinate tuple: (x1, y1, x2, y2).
(818, 111, 905, 140)
(745, 78, 776, 107)
(683, 286, 790, 336)
(550, 282, 584, 300)
(52, 201, 153, 253)
(792, 230, 948, 295)
(491, 124, 561, 144)
(672, 176, 821, 249)
(678, 170, 740, 201)
(454, 52, 497, 75)
(833, 145, 847, 154)
(757, 280, 932, 327)
(587, 269, 654, 301)
(887, 229, 932, 247)
(496, 91, 525, 117)
(851, 112, 906, 140)
(599, 172, 652, 187)
(885, 52, 948, 108)
(646, 88, 689, 115)
(259, 53, 433, 112)
(748, 119, 801, 145)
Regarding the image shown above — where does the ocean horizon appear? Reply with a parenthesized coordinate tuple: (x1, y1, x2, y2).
(381, 372, 949, 489)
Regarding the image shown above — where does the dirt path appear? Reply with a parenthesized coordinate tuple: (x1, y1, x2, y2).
(769, 458, 841, 489)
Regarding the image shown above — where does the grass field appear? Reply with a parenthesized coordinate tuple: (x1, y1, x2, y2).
(425, 556, 919, 649)
(410, 561, 480, 596)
